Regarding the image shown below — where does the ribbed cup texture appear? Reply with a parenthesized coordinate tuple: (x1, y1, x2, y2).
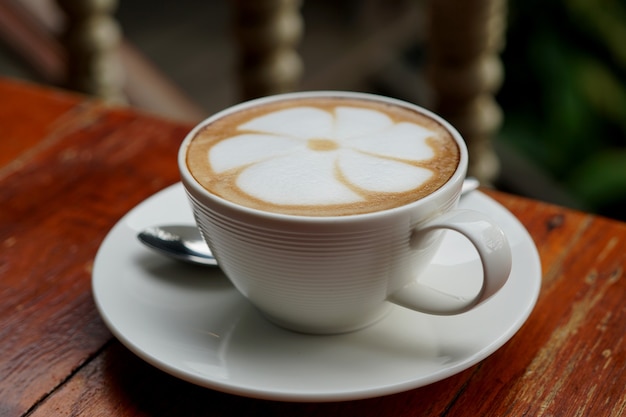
(185, 191, 428, 334)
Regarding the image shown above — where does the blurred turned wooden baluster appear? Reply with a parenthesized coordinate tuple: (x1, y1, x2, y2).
(427, 0, 506, 184)
(232, 0, 304, 100)
(56, 0, 126, 104)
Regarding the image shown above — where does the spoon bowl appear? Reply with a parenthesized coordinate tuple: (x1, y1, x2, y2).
(137, 225, 217, 266)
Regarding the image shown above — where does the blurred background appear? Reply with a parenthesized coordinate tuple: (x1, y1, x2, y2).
(1, 0, 625, 221)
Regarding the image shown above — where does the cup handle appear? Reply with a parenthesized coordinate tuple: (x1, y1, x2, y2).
(388, 210, 512, 315)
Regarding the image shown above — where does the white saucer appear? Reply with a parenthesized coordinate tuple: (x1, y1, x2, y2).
(92, 183, 541, 402)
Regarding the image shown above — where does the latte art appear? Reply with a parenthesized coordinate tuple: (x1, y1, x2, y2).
(186, 97, 459, 216)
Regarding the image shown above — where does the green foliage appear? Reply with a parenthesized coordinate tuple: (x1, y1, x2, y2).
(498, 0, 626, 218)
(569, 150, 626, 205)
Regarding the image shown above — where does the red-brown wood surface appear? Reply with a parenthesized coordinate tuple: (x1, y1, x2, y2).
(1, 78, 624, 417)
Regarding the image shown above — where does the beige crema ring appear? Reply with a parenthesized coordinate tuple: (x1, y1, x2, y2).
(186, 96, 459, 216)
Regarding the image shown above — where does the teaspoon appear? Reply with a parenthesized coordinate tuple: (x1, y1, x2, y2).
(137, 177, 480, 266)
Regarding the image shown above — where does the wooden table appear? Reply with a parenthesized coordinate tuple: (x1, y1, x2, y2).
(1, 77, 624, 416)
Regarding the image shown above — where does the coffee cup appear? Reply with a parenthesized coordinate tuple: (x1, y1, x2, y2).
(179, 91, 511, 334)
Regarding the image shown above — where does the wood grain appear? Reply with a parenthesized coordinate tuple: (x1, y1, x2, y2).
(0, 78, 191, 416)
(1, 77, 624, 417)
(0, 79, 77, 168)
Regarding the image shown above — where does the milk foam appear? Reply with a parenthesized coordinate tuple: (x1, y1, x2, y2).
(187, 97, 459, 216)
(210, 107, 438, 204)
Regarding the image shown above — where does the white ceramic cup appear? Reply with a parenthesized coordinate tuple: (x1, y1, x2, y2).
(179, 91, 512, 334)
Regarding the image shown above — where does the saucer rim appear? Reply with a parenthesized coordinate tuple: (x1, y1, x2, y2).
(92, 183, 541, 402)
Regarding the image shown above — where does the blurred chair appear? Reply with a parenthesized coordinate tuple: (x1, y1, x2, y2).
(0, 0, 206, 121)
(232, 0, 505, 181)
(0, 0, 506, 182)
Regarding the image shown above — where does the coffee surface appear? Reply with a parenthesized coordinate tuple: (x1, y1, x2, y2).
(186, 96, 459, 216)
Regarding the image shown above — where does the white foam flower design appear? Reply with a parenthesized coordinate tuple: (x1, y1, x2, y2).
(209, 106, 438, 206)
